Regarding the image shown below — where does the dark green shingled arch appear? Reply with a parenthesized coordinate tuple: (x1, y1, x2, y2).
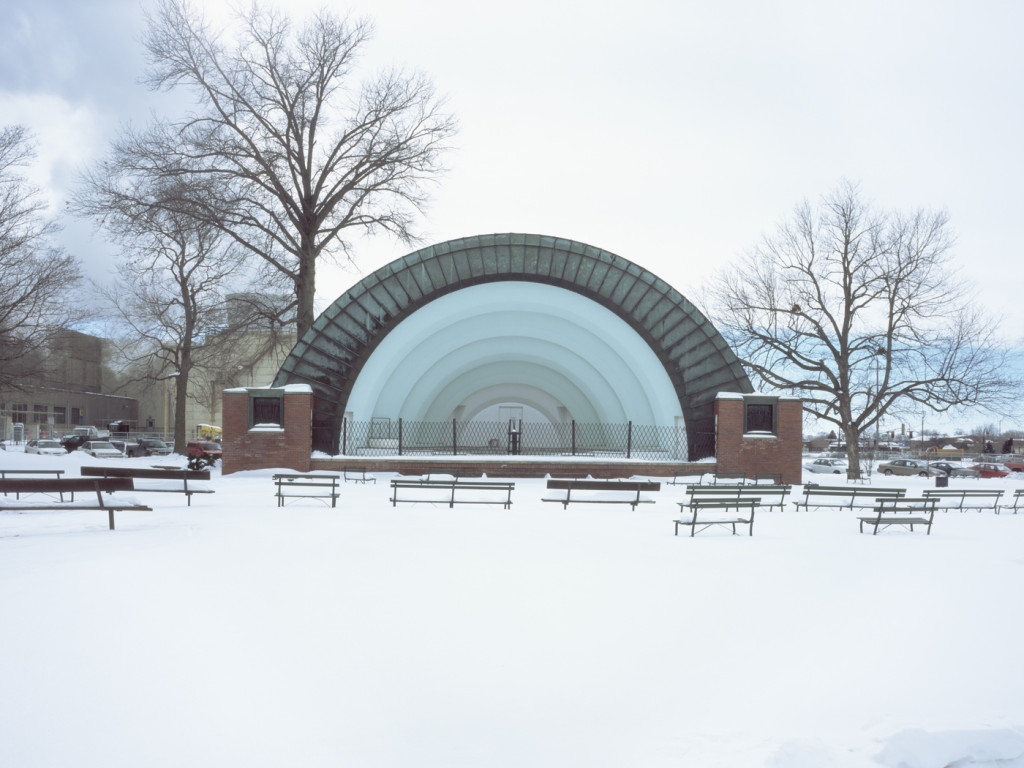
(273, 233, 753, 456)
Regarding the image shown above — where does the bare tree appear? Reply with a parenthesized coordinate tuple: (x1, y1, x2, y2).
(705, 181, 1019, 472)
(119, 0, 457, 339)
(0, 125, 87, 388)
(74, 171, 261, 454)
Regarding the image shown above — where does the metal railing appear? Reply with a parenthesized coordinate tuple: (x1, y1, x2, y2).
(338, 418, 714, 462)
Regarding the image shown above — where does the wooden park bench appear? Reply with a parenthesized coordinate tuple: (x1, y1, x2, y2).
(273, 473, 341, 507)
(1006, 489, 1024, 514)
(81, 466, 214, 507)
(0, 477, 152, 530)
(342, 466, 376, 484)
(675, 499, 759, 537)
(389, 478, 514, 508)
(667, 470, 708, 485)
(686, 484, 792, 512)
(793, 485, 906, 511)
(858, 497, 939, 535)
(0, 468, 70, 499)
(710, 472, 749, 485)
(543, 478, 661, 509)
(921, 488, 1004, 513)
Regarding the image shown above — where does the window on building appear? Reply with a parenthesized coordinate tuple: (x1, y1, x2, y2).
(53, 406, 66, 425)
(71, 407, 81, 426)
(12, 403, 27, 423)
(251, 396, 282, 426)
(744, 400, 777, 435)
(33, 404, 48, 423)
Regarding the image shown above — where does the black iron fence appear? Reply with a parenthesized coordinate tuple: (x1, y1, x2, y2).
(337, 418, 715, 462)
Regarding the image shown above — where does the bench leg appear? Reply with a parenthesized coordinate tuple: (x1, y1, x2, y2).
(108, 508, 115, 531)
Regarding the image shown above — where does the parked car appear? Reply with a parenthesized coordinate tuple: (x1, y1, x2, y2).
(990, 454, 1024, 473)
(109, 439, 145, 458)
(136, 437, 172, 457)
(25, 439, 67, 456)
(877, 458, 941, 477)
(186, 440, 222, 468)
(971, 462, 1010, 478)
(928, 461, 980, 478)
(804, 458, 848, 474)
(80, 440, 124, 459)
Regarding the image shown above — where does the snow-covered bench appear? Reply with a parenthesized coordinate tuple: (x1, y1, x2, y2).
(858, 497, 938, 535)
(390, 478, 514, 509)
(81, 466, 213, 507)
(0, 477, 152, 530)
(921, 488, 1004, 513)
(543, 479, 660, 509)
(793, 485, 906, 511)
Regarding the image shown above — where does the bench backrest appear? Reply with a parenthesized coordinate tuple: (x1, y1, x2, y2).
(82, 466, 211, 481)
(0, 477, 135, 493)
(874, 497, 939, 513)
(711, 473, 748, 484)
(546, 479, 661, 491)
(0, 469, 65, 477)
(686, 486, 742, 497)
(689, 499, 759, 513)
(922, 488, 1003, 497)
(273, 474, 340, 482)
(805, 485, 905, 497)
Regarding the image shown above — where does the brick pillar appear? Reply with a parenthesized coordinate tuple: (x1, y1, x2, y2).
(221, 387, 314, 475)
(714, 394, 803, 484)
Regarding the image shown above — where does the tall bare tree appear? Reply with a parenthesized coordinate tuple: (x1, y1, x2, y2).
(119, 0, 456, 339)
(705, 181, 1018, 471)
(0, 125, 87, 389)
(74, 172, 261, 454)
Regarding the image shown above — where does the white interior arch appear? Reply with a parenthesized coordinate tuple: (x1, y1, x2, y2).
(346, 282, 683, 426)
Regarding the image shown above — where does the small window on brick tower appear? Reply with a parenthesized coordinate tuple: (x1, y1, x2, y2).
(745, 402, 776, 434)
(252, 396, 282, 426)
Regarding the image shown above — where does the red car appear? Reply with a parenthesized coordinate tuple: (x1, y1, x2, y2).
(994, 455, 1024, 473)
(971, 462, 1010, 478)
(186, 440, 222, 469)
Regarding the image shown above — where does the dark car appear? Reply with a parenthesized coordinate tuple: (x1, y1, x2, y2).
(186, 440, 222, 469)
(109, 439, 145, 458)
(137, 437, 173, 457)
(928, 461, 980, 478)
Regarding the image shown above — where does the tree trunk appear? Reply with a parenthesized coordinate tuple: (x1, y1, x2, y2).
(295, 251, 317, 341)
(843, 426, 862, 478)
(174, 372, 189, 456)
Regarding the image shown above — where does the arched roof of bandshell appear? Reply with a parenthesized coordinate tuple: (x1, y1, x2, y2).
(273, 233, 752, 454)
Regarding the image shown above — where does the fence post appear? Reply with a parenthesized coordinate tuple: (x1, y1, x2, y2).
(627, 421, 632, 459)
(452, 418, 457, 455)
(571, 420, 576, 456)
(398, 418, 403, 456)
(342, 417, 347, 456)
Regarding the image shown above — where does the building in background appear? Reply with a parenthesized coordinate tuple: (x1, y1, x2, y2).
(0, 329, 138, 441)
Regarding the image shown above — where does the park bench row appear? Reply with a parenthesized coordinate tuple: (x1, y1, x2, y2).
(793, 485, 1012, 513)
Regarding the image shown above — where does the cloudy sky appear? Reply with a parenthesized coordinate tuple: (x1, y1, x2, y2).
(3, 0, 1023, 427)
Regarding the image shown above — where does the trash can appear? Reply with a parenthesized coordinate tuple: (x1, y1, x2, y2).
(935, 475, 949, 487)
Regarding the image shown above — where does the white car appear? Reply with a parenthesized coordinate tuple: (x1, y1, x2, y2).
(80, 441, 123, 459)
(25, 439, 67, 456)
(804, 458, 848, 474)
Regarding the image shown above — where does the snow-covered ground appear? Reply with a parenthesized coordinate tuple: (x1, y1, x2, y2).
(2, 447, 1024, 767)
